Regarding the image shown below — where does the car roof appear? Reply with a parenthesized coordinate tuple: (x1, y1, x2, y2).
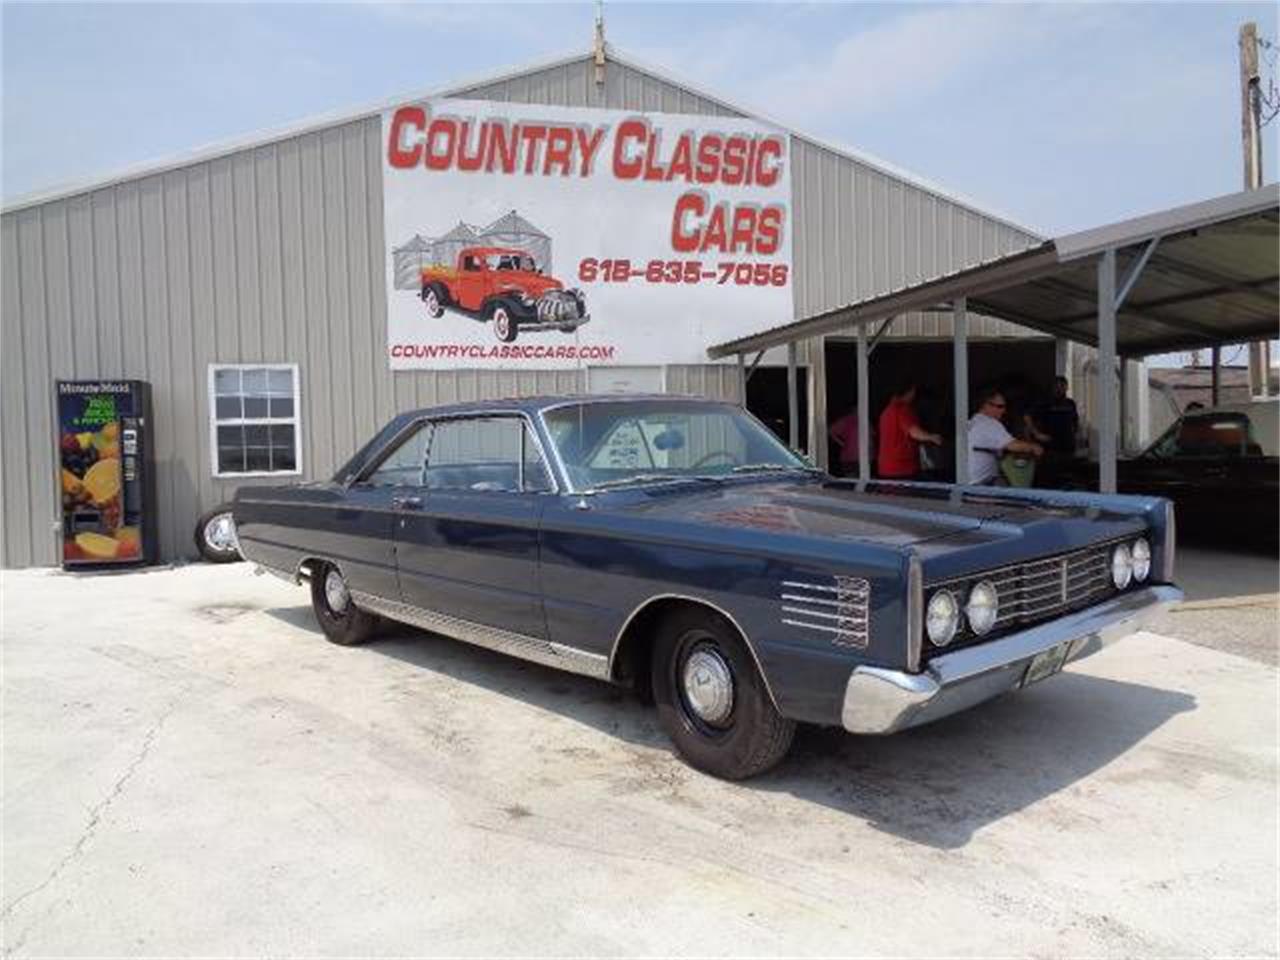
(391, 393, 728, 423)
(462, 245, 530, 258)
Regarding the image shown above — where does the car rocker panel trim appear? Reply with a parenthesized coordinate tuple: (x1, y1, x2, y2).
(350, 590, 611, 680)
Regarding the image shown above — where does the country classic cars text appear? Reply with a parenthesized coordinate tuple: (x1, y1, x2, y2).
(386, 106, 787, 255)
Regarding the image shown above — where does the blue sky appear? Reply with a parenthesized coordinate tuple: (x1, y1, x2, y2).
(2, 1, 1277, 364)
(4, 1, 1277, 231)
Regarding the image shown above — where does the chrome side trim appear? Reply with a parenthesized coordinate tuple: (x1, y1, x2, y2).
(906, 554, 923, 673)
(842, 583, 1183, 735)
(605, 593, 782, 712)
(1162, 500, 1177, 582)
(351, 590, 610, 681)
(254, 563, 298, 584)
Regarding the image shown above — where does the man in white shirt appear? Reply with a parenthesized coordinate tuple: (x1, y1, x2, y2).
(968, 389, 1043, 484)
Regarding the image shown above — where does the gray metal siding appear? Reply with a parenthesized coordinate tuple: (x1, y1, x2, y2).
(790, 136, 1039, 339)
(1, 54, 1032, 567)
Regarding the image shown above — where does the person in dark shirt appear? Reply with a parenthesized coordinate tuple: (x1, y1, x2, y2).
(1032, 376, 1080, 456)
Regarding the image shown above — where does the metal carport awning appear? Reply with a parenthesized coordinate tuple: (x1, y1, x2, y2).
(708, 185, 1280, 493)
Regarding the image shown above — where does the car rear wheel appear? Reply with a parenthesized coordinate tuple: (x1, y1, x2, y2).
(651, 607, 795, 780)
(310, 563, 378, 646)
(194, 505, 242, 563)
(492, 305, 517, 343)
(422, 286, 443, 318)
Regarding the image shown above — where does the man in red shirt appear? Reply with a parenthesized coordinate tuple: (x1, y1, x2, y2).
(877, 381, 942, 479)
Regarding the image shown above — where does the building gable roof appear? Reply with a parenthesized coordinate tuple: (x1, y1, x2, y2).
(2, 44, 1036, 238)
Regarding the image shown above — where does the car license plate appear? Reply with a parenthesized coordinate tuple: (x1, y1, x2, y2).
(1022, 641, 1072, 688)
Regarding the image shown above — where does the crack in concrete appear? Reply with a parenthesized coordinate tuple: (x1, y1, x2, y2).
(1, 698, 180, 955)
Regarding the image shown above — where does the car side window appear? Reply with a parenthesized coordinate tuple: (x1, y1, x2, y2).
(424, 417, 553, 493)
(364, 422, 432, 487)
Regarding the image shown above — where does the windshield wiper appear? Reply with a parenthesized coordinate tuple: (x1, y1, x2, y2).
(586, 473, 725, 493)
(731, 462, 823, 475)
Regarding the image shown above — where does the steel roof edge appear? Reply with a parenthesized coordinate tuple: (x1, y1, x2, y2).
(3, 42, 1042, 239)
(1, 46, 591, 214)
(706, 241, 1059, 358)
(1054, 184, 1280, 261)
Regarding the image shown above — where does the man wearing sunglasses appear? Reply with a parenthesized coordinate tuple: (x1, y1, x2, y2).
(968, 387, 1044, 485)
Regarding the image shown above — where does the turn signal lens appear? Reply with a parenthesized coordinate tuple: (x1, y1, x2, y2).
(926, 590, 960, 647)
(1131, 538, 1151, 582)
(966, 580, 999, 635)
(1111, 543, 1133, 590)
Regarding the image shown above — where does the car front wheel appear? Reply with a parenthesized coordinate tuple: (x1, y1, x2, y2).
(652, 607, 795, 780)
(492, 305, 517, 343)
(310, 563, 378, 646)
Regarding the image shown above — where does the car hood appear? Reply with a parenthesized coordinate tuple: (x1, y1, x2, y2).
(605, 477, 1147, 568)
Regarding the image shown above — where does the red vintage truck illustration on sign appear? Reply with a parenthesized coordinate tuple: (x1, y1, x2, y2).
(419, 246, 590, 343)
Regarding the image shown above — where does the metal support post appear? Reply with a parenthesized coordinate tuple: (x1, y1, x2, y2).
(1119, 357, 1129, 455)
(1054, 338, 1070, 380)
(1211, 346, 1221, 407)
(856, 322, 870, 482)
(1098, 249, 1118, 493)
(808, 337, 828, 469)
(787, 341, 799, 451)
(953, 297, 969, 485)
(736, 353, 746, 407)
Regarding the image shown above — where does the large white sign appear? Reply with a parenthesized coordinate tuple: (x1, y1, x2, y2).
(383, 98, 792, 369)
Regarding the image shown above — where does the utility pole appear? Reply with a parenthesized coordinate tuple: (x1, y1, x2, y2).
(1240, 22, 1270, 397)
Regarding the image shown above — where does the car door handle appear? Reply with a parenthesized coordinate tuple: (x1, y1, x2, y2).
(392, 495, 423, 510)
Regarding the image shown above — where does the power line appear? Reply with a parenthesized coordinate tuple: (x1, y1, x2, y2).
(1258, 35, 1280, 126)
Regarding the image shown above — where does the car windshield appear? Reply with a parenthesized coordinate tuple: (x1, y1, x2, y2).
(492, 253, 536, 271)
(1144, 412, 1261, 459)
(541, 400, 816, 492)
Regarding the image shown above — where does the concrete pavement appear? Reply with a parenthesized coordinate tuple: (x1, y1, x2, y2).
(2, 564, 1277, 956)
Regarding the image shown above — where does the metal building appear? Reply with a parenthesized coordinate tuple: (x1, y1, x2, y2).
(0, 46, 1039, 567)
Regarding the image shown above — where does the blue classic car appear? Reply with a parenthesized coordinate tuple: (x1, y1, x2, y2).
(233, 395, 1182, 780)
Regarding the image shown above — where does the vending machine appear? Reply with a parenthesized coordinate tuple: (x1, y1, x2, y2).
(57, 380, 157, 568)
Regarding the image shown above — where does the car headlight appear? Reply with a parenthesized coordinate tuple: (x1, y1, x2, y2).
(1111, 543, 1133, 590)
(1131, 538, 1151, 583)
(926, 590, 960, 647)
(966, 580, 999, 635)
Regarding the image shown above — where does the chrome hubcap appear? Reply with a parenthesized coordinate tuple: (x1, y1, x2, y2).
(425, 291, 438, 312)
(495, 311, 508, 338)
(324, 570, 349, 613)
(682, 647, 734, 726)
(204, 513, 238, 552)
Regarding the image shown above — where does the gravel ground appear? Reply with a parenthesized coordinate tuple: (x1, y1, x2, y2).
(2, 562, 1277, 957)
(1147, 544, 1279, 666)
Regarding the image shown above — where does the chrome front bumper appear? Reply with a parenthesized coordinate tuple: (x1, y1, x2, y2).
(841, 584, 1183, 734)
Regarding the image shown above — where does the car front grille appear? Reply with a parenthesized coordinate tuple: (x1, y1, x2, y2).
(923, 540, 1120, 659)
(990, 541, 1115, 628)
(537, 291, 581, 321)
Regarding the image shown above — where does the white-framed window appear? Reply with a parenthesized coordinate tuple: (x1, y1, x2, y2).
(208, 363, 302, 478)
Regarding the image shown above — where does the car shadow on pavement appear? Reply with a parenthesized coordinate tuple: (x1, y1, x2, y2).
(266, 605, 1195, 849)
(756, 673, 1196, 848)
